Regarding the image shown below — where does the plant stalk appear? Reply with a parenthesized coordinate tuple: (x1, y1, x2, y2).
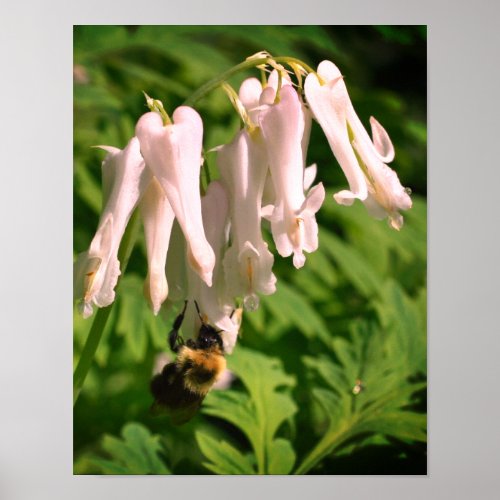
(183, 56, 315, 107)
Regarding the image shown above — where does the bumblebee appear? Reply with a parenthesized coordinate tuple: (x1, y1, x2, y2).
(150, 301, 226, 425)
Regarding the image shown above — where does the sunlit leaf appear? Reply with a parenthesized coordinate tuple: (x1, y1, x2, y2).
(196, 432, 255, 474)
(90, 423, 170, 474)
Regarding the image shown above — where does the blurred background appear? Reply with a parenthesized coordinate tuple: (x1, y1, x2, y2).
(74, 25, 426, 475)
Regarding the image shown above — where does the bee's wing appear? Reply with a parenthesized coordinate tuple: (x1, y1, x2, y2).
(150, 362, 205, 425)
(167, 397, 205, 425)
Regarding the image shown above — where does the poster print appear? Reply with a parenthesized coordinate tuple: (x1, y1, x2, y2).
(73, 25, 427, 475)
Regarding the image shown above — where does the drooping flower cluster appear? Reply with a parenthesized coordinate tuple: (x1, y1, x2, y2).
(74, 57, 412, 353)
(304, 61, 412, 230)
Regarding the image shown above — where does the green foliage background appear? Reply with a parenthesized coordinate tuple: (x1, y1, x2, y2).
(73, 25, 427, 475)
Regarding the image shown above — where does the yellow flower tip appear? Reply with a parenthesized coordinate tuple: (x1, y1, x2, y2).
(222, 82, 256, 130)
(142, 91, 172, 125)
(246, 50, 273, 61)
(142, 91, 154, 107)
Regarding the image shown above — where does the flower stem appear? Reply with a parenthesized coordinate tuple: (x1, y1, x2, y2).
(183, 56, 315, 107)
(73, 209, 141, 406)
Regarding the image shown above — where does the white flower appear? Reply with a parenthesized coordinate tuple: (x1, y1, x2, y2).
(304, 60, 412, 230)
(135, 108, 216, 285)
(218, 128, 277, 311)
(73, 137, 151, 318)
(183, 181, 241, 353)
(140, 177, 175, 315)
(258, 84, 325, 268)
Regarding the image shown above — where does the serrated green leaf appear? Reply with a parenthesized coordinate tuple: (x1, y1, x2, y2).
(374, 280, 426, 374)
(296, 318, 426, 474)
(320, 229, 383, 298)
(196, 432, 255, 474)
(264, 279, 331, 343)
(201, 347, 297, 474)
(89, 458, 130, 474)
(91, 423, 170, 475)
(355, 412, 427, 442)
(203, 391, 260, 452)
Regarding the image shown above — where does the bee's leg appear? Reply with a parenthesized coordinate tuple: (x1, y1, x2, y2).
(193, 300, 205, 323)
(168, 300, 188, 353)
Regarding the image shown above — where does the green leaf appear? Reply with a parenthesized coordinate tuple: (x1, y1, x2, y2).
(145, 310, 168, 349)
(320, 228, 383, 298)
(196, 432, 255, 474)
(268, 438, 296, 475)
(116, 276, 147, 362)
(264, 279, 331, 343)
(296, 319, 426, 474)
(356, 412, 427, 442)
(203, 391, 260, 451)
(90, 423, 170, 474)
(74, 161, 102, 216)
(201, 346, 297, 474)
(374, 280, 426, 374)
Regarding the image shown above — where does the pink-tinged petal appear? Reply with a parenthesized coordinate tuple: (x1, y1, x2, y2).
(259, 85, 305, 211)
(300, 182, 325, 215)
(74, 137, 150, 317)
(183, 181, 240, 353)
(333, 189, 358, 206)
(266, 202, 292, 257)
(362, 194, 388, 220)
(260, 85, 324, 266)
(136, 109, 215, 286)
(140, 177, 175, 315)
(218, 129, 277, 305)
(303, 164, 317, 191)
(223, 240, 276, 304)
(261, 203, 274, 220)
(259, 86, 276, 106)
(302, 213, 319, 254)
(301, 104, 313, 166)
(370, 116, 395, 163)
(266, 69, 293, 91)
(293, 251, 306, 269)
(304, 65, 368, 201)
(307, 60, 412, 229)
(239, 77, 262, 113)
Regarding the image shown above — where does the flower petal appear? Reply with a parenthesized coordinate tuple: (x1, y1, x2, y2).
(136, 109, 215, 286)
(140, 177, 175, 315)
(183, 181, 240, 353)
(239, 77, 263, 123)
(300, 182, 325, 215)
(218, 129, 277, 303)
(370, 116, 395, 163)
(303, 164, 317, 191)
(304, 62, 368, 201)
(259, 85, 305, 212)
(74, 137, 150, 316)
